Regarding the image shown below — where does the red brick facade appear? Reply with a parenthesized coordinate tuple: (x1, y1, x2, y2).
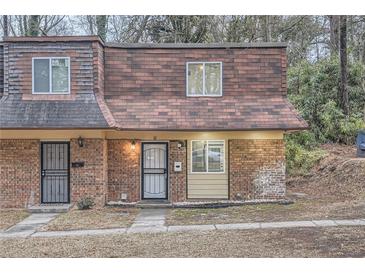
(229, 139, 286, 200)
(70, 139, 108, 207)
(168, 141, 187, 202)
(106, 140, 188, 203)
(0, 139, 109, 208)
(0, 138, 287, 208)
(0, 140, 40, 208)
(107, 140, 141, 203)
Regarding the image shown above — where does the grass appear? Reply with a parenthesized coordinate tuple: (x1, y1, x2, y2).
(1, 226, 365, 257)
(166, 196, 365, 226)
(167, 203, 303, 225)
(0, 210, 30, 231)
(39, 207, 140, 231)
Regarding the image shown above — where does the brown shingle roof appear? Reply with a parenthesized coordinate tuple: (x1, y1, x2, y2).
(105, 93, 308, 131)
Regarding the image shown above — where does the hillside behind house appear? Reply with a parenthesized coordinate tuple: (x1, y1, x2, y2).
(288, 144, 365, 204)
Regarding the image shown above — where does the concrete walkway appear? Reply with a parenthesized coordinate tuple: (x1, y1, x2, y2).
(128, 208, 167, 233)
(1, 216, 365, 239)
(1, 213, 58, 238)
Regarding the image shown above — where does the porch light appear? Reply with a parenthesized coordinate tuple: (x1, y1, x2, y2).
(78, 136, 84, 147)
(131, 139, 136, 150)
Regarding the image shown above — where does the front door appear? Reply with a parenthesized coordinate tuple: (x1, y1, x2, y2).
(142, 143, 168, 199)
(41, 142, 70, 203)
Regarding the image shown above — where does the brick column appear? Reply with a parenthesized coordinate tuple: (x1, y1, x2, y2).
(229, 139, 286, 200)
(169, 140, 187, 203)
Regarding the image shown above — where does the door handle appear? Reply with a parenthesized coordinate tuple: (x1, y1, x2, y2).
(41, 170, 45, 177)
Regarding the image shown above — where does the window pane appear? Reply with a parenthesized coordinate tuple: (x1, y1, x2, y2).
(205, 63, 221, 95)
(187, 63, 203, 95)
(33, 59, 50, 93)
(208, 142, 224, 172)
(52, 58, 69, 93)
(192, 141, 206, 172)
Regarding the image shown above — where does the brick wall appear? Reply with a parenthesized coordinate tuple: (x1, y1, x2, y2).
(70, 138, 108, 206)
(169, 141, 187, 202)
(0, 140, 40, 208)
(229, 139, 286, 200)
(0, 138, 287, 208)
(107, 140, 141, 202)
(107, 140, 187, 203)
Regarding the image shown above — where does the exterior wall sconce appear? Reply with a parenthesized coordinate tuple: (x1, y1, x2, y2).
(78, 136, 84, 147)
(131, 139, 136, 150)
(177, 140, 185, 149)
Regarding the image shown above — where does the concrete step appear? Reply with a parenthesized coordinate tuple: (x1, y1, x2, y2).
(136, 200, 172, 208)
(27, 204, 72, 213)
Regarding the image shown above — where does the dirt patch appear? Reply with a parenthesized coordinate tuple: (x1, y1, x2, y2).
(39, 207, 140, 231)
(287, 144, 365, 202)
(1, 227, 365, 257)
(0, 210, 30, 231)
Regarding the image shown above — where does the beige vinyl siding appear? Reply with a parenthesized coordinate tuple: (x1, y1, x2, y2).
(187, 139, 228, 199)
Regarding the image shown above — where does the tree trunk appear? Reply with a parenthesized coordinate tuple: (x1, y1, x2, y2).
(28, 15, 40, 36)
(264, 15, 271, 42)
(96, 15, 107, 41)
(3, 15, 9, 37)
(339, 15, 349, 116)
(329, 15, 340, 55)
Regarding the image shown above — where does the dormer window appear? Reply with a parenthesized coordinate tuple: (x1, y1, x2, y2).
(32, 57, 70, 94)
(186, 62, 222, 96)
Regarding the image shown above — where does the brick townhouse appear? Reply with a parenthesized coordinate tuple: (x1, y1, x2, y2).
(0, 36, 308, 208)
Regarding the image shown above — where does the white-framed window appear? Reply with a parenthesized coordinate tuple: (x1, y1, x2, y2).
(191, 140, 225, 173)
(186, 62, 222, 96)
(32, 57, 70, 94)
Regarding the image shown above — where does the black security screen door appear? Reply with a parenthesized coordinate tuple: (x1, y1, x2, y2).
(41, 142, 70, 203)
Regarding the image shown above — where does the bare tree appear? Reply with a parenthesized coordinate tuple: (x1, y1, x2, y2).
(28, 15, 40, 36)
(263, 15, 271, 42)
(148, 16, 210, 43)
(3, 15, 8, 37)
(39, 15, 66, 35)
(339, 15, 349, 116)
(96, 15, 108, 41)
(108, 16, 150, 43)
(329, 15, 340, 55)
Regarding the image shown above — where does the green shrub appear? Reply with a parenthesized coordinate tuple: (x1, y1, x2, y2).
(320, 100, 365, 144)
(285, 134, 326, 176)
(76, 197, 95, 210)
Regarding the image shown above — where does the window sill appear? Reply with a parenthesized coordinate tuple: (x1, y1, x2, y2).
(187, 94, 223, 97)
(22, 94, 76, 101)
(191, 172, 226, 174)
